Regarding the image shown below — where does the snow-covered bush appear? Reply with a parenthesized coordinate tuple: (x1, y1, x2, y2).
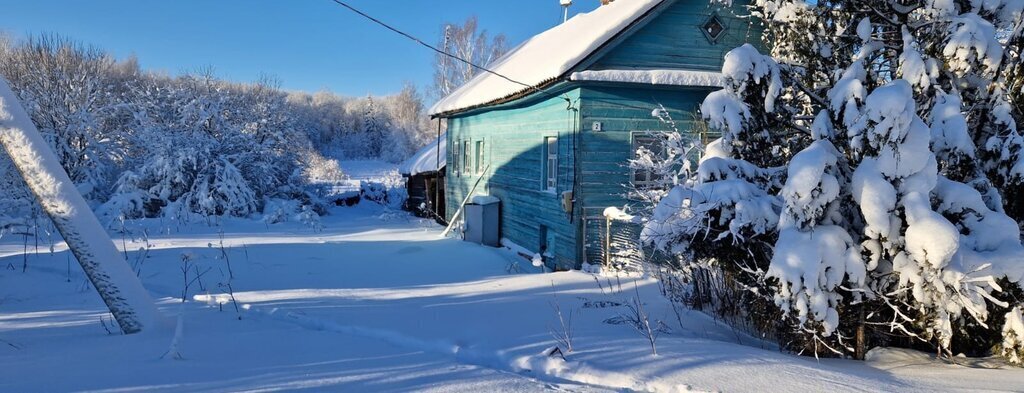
(646, 0, 1024, 359)
(626, 107, 701, 214)
(0, 151, 36, 230)
(262, 199, 299, 225)
(1004, 307, 1024, 365)
(360, 180, 408, 210)
(296, 204, 323, 232)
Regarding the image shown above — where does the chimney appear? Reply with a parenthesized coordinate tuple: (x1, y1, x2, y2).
(601, 0, 615, 5)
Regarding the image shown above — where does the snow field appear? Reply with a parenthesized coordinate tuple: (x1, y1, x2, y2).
(2, 203, 1024, 392)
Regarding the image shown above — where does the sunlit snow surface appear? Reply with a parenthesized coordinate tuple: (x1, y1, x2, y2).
(2, 201, 1024, 391)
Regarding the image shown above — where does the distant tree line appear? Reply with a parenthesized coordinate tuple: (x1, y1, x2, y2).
(0, 34, 434, 227)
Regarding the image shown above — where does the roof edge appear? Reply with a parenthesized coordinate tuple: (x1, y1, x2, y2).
(430, 0, 673, 118)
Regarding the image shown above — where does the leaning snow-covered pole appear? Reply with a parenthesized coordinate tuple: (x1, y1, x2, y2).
(0, 77, 157, 334)
(441, 165, 490, 237)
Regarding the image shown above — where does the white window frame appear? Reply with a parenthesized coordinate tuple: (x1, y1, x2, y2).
(463, 140, 472, 178)
(452, 140, 461, 176)
(475, 140, 485, 174)
(544, 136, 558, 192)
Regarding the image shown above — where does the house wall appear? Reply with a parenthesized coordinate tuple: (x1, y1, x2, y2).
(445, 89, 582, 270)
(576, 84, 713, 264)
(570, 0, 760, 265)
(443, 0, 763, 269)
(588, 0, 763, 71)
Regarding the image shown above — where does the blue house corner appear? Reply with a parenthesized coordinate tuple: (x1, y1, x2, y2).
(429, 0, 761, 271)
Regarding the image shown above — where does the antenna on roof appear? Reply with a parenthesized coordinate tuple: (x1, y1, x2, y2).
(560, 0, 573, 23)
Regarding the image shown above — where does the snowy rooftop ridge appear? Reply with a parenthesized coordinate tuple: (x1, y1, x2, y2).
(429, 0, 666, 116)
(570, 69, 724, 88)
(399, 133, 446, 176)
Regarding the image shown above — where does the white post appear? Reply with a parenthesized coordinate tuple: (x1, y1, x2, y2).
(0, 77, 157, 334)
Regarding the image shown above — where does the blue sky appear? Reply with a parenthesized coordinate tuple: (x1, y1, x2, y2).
(0, 0, 602, 99)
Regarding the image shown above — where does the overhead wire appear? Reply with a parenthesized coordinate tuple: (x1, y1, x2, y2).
(327, 0, 572, 108)
(327, 0, 695, 228)
(326, 0, 673, 115)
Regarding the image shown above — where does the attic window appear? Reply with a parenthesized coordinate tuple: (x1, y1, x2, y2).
(702, 14, 726, 43)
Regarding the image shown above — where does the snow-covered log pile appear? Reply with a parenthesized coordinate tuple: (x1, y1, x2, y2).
(644, 0, 1024, 361)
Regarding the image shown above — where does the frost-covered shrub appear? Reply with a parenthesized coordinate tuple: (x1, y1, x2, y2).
(296, 204, 323, 232)
(360, 180, 407, 210)
(188, 158, 258, 217)
(1003, 307, 1024, 365)
(262, 199, 299, 225)
(300, 149, 347, 184)
(0, 151, 36, 230)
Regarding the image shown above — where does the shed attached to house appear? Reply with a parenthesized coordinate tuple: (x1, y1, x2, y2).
(399, 133, 446, 221)
(430, 0, 760, 270)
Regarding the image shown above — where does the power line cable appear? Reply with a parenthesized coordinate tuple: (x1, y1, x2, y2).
(326, 0, 674, 116)
(327, 0, 566, 105)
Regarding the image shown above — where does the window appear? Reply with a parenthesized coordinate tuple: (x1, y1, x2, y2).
(452, 141, 459, 175)
(632, 133, 668, 189)
(452, 140, 461, 176)
(463, 140, 472, 177)
(701, 14, 727, 43)
(544, 136, 558, 191)
(475, 140, 485, 174)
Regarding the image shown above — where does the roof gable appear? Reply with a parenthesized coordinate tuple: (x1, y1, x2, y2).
(585, 0, 758, 71)
(429, 0, 668, 117)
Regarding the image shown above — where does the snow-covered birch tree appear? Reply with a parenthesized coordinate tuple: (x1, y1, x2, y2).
(432, 16, 508, 99)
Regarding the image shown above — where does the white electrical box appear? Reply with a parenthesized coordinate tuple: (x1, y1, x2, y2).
(464, 196, 501, 247)
(592, 121, 603, 132)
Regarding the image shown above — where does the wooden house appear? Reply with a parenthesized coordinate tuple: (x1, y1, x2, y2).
(429, 0, 759, 270)
(399, 133, 447, 221)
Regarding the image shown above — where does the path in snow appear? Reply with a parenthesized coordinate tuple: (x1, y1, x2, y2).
(1, 204, 1023, 392)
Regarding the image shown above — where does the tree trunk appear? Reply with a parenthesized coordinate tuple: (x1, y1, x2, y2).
(855, 308, 866, 361)
(0, 77, 156, 334)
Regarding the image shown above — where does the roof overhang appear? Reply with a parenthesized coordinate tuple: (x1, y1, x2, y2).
(430, 0, 676, 119)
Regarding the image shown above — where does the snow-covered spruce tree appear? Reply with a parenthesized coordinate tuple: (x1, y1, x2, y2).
(642, 45, 794, 345)
(646, 0, 1024, 358)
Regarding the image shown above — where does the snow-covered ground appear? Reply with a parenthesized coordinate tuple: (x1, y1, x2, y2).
(337, 160, 401, 183)
(2, 200, 1024, 392)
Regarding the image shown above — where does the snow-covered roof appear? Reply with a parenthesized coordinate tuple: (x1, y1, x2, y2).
(399, 133, 447, 176)
(429, 0, 666, 116)
(570, 69, 724, 88)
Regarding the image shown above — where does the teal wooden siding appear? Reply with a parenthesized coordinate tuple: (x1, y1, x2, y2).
(446, 89, 582, 270)
(442, 0, 762, 269)
(576, 85, 712, 264)
(588, 0, 761, 71)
